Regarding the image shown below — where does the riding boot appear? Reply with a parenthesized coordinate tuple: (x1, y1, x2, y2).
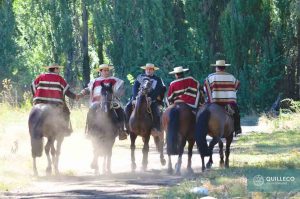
(151, 102, 161, 136)
(63, 105, 72, 136)
(232, 105, 242, 136)
(115, 107, 127, 140)
(124, 101, 133, 134)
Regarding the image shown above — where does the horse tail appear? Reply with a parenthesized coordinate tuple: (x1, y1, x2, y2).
(195, 107, 211, 156)
(166, 106, 180, 155)
(28, 108, 44, 157)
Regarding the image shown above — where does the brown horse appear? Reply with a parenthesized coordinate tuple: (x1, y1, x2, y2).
(127, 78, 166, 172)
(195, 103, 235, 171)
(87, 82, 118, 175)
(162, 102, 196, 175)
(28, 103, 68, 176)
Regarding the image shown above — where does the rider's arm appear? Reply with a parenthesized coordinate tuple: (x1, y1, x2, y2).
(65, 89, 77, 100)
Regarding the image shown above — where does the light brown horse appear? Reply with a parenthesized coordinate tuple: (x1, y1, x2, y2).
(28, 104, 68, 176)
(195, 103, 235, 171)
(162, 102, 196, 175)
(127, 78, 166, 172)
(87, 82, 118, 175)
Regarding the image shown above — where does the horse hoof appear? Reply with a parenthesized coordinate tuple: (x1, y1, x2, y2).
(167, 168, 173, 175)
(90, 161, 97, 169)
(33, 170, 38, 176)
(141, 166, 147, 172)
(187, 168, 194, 175)
(131, 163, 136, 172)
(46, 167, 52, 176)
(161, 158, 166, 166)
(206, 162, 212, 169)
(175, 171, 181, 176)
(55, 170, 60, 176)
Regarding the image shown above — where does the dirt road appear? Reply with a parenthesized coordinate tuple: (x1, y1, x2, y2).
(0, 119, 258, 198)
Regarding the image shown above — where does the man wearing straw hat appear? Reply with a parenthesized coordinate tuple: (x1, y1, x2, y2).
(167, 66, 200, 109)
(31, 63, 79, 135)
(204, 60, 242, 135)
(125, 63, 166, 135)
(79, 64, 127, 140)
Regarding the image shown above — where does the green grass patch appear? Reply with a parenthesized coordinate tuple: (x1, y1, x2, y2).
(155, 113, 300, 198)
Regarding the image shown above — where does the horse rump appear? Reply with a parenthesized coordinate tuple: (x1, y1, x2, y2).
(166, 106, 180, 155)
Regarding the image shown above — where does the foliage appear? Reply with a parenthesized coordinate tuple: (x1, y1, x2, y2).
(0, 0, 299, 113)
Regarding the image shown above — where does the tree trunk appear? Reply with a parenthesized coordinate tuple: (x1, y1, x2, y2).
(97, 41, 104, 65)
(82, 0, 90, 87)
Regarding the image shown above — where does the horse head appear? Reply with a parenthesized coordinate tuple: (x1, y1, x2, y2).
(135, 78, 152, 110)
(100, 82, 113, 113)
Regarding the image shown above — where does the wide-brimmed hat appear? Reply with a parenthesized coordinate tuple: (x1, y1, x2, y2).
(169, 66, 189, 74)
(98, 64, 114, 71)
(44, 63, 63, 69)
(140, 63, 159, 70)
(211, 60, 231, 66)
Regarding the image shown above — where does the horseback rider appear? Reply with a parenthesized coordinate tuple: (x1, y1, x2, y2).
(204, 60, 242, 135)
(31, 63, 79, 135)
(78, 64, 127, 140)
(125, 63, 166, 135)
(167, 66, 201, 110)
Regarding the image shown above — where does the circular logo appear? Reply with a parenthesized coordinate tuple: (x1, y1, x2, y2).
(253, 175, 264, 186)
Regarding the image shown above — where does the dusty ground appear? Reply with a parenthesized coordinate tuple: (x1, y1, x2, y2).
(0, 116, 258, 199)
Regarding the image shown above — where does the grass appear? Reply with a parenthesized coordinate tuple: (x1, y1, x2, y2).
(155, 112, 300, 198)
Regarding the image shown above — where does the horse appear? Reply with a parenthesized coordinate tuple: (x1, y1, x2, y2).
(195, 103, 235, 171)
(162, 102, 196, 175)
(127, 78, 166, 172)
(28, 103, 69, 176)
(87, 82, 119, 175)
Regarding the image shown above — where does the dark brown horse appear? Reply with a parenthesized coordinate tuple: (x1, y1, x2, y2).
(128, 78, 166, 172)
(195, 103, 235, 171)
(87, 82, 118, 175)
(162, 102, 196, 175)
(28, 103, 68, 176)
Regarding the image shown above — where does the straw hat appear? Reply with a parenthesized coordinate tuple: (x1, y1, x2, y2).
(210, 60, 231, 66)
(169, 66, 189, 74)
(44, 63, 63, 69)
(140, 63, 159, 70)
(98, 64, 114, 71)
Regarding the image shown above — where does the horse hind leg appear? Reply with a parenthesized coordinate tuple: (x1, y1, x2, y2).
(53, 137, 64, 175)
(219, 141, 225, 168)
(175, 137, 186, 175)
(45, 138, 53, 175)
(33, 157, 38, 176)
(167, 155, 173, 174)
(186, 139, 195, 175)
(206, 137, 218, 169)
(225, 134, 234, 168)
(154, 135, 166, 166)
